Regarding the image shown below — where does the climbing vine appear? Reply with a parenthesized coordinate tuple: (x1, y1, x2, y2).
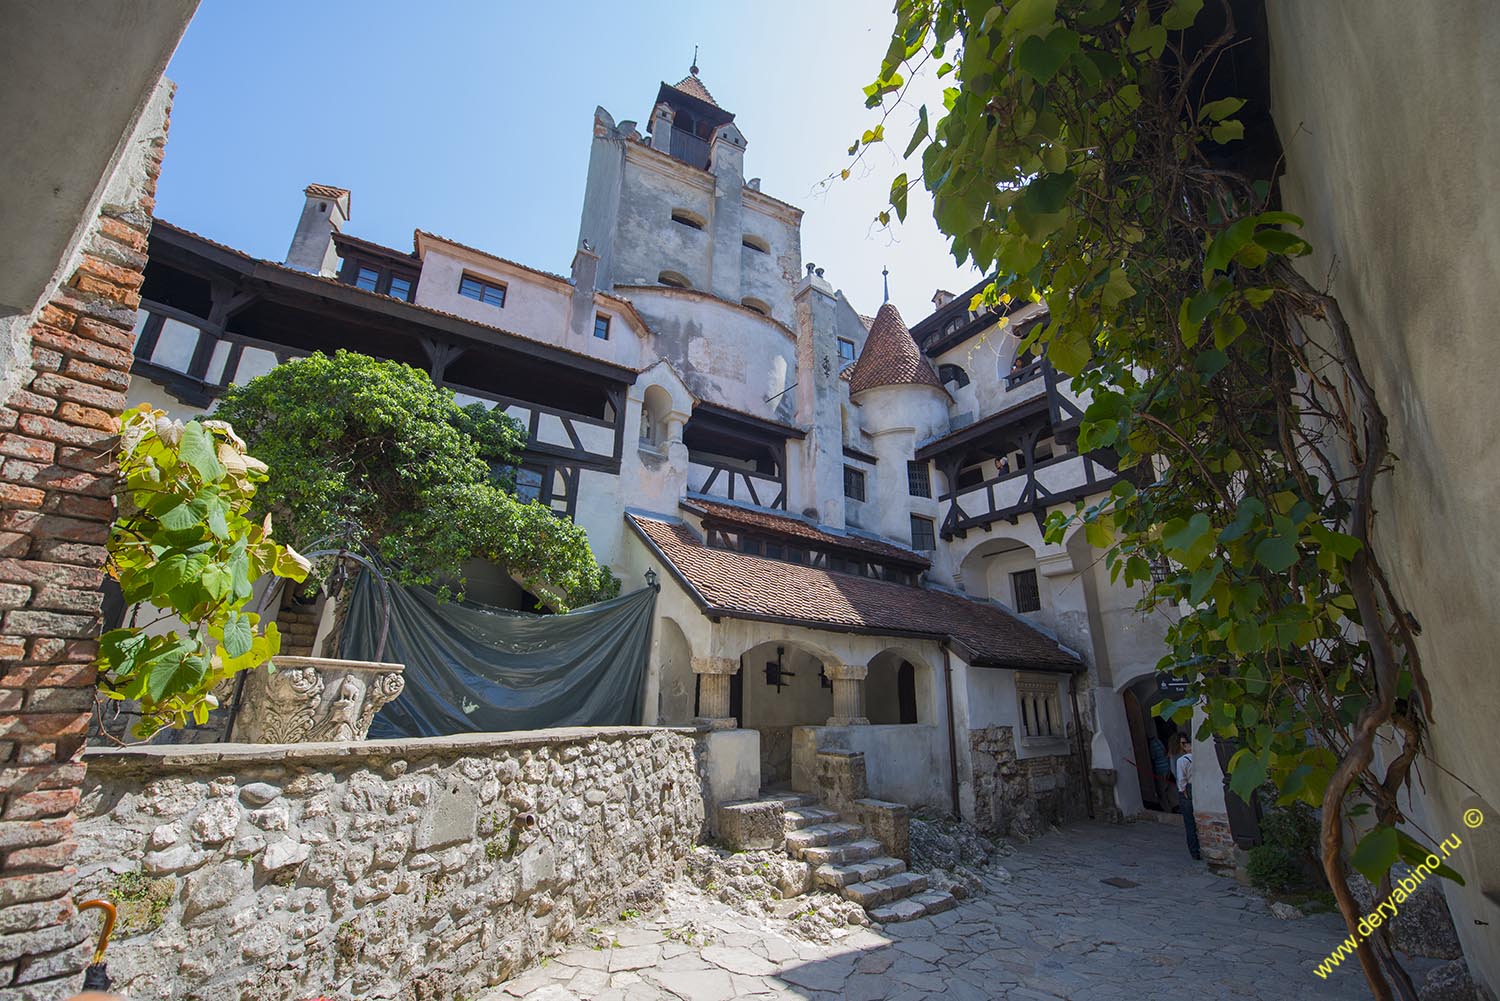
(860, 2, 1440, 996)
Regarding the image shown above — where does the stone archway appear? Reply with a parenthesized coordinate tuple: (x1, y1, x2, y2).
(736, 640, 834, 787)
(655, 616, 695, 725)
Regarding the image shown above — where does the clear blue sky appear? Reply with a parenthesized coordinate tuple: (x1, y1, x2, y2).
(159, 1, 979, 321)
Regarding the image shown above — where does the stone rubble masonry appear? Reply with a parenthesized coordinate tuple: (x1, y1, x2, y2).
(0, 82, 173, 998)
(70, 726, 705, 1001)
(968, 725, 1090, 839)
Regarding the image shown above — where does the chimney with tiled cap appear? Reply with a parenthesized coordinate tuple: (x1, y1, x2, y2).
(285, 183, 350, 276)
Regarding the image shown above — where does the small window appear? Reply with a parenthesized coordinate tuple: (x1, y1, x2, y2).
(1011, 568, 1041, 613)
(957, 464, 985, 489)
(512, 466, 544, 504)
(658, 271, 691, 289)
(670, 210, 705, 230)
(741, 297, 770, 316)
(594, 315, 611, 340)
(907, 461, 931, 498)
(459, 274, 507, 308)
(355, 267, 380, 292)
(938, 363, 970, 388)
(387, 275, 413, 302)
(843, 466, 866, 502)
(742, 235, 769, 253)
(837, 338, 856, 364)
(910, 515, 936, 551)
(944, 317, 964, 336)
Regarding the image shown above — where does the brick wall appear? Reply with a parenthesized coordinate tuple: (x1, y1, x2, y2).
(1195, 809, 1237, 868)
(0, 83, 172, 997)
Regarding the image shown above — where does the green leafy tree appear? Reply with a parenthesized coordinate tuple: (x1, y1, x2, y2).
(212, 350, 618, 614)
(98, 405, 310, 736)
(860, 3, 1436, 995)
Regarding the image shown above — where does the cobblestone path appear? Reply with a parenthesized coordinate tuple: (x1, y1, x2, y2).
(484, 819, 1398, 1000)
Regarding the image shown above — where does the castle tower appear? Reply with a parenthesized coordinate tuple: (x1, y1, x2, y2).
(575, 68, 802, 328)
(846, 303, 952, 543)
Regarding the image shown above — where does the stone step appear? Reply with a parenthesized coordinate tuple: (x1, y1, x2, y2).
(911, 889, 957, 915)
(813, 856, 906, 890)
(840, 870, 929, 909)
(867, 888, 956, 924)
(795, 837, 884, 866)
(782, 806, 840, 831)
(784, 822, 862, 852)
(760, 791, 817, 809)
(716, 799, 787, 851)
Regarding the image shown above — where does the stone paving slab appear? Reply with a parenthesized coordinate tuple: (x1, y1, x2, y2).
(484, 820, 1435, 1000)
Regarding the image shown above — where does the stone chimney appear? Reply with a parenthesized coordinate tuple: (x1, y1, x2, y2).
(932, 288, 956, 309)
(285, 183, 350, 276)
(569, 241, 603, 339)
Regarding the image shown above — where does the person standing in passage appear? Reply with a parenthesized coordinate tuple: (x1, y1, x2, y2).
(1148, 733, 1176, 812)
(1174, 733, 1201, 860)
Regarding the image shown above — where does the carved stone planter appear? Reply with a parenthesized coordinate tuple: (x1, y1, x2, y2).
(231, 656, 405, 744)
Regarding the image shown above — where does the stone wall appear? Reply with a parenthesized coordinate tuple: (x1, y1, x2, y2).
(0, 79, 172, 997)
(70, 727, 704, 1001)
(968, 726, 1089, 839)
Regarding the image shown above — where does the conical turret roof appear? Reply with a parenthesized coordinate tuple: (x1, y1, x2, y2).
(847, 303, 945, 395)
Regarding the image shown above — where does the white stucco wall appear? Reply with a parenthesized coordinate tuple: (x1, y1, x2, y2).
(1266, 3, 1500, 984)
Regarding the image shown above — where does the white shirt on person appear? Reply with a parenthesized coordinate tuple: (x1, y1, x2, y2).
(1175, 752, 1193, 793)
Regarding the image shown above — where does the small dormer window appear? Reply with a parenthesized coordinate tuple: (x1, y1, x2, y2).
(741, 297, 770, 316)
(671, 210, 705, 231)
(658, 271, 691, 289)
(355, 267, 379, 292)
(837, 338, 856, 364)
(742, 235, 769, 253)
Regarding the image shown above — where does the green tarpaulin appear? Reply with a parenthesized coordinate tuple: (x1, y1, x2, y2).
(340, 579, 657, 738)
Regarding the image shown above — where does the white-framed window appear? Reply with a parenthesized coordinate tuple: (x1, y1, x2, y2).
(1016, 673, 1064, 741)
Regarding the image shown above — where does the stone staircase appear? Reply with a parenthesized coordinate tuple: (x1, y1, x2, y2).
(722, 789, 956, 924)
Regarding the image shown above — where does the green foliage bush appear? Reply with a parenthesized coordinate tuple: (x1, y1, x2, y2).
(98, 405, 309, 736)
(1246, 844, 1303, 894)
(213, 350, 618, 609)
(1259, 802, 1320, 865)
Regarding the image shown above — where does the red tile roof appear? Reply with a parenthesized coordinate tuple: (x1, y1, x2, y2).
(628, 514, 1080, 670)
(847, 303, 946, 396)
(673, 72, 719, 107)
(681, 497, 929, 568)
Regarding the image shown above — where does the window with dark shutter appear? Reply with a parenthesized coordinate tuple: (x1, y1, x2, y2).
(907, 461, 931, 497)
(843, 466, 866, 501)
(910, 515, 936, 551)
(1011, 568, 1041, 613)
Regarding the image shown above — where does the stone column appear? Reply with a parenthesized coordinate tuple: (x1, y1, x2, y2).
(693, 656, 738, 730)
(826, 663, 869, 726)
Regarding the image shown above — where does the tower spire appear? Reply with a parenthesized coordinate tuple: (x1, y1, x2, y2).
(691, 45, 699, 76)
(882, 265, 890, 304)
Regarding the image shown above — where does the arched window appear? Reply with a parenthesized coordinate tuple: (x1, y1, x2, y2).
(742, 234, 769, 253)
(937, 363, 970, 388)
(670, 209, 706, 231)
(658, 271, 691, 289)
(741, 297, 771, 316)
(640, 385, 672, 450)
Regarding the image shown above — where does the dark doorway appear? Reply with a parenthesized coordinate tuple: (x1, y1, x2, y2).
(897, 661, 918, 724)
